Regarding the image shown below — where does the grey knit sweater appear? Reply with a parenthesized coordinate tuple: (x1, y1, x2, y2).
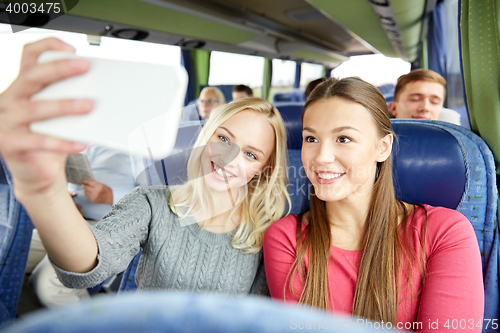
(53, 186, 268, 295)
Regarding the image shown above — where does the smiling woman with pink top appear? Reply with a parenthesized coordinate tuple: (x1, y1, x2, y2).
(263, 77, 483, 331)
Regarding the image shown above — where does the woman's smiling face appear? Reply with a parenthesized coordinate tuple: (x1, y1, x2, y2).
(301, 97, 391, 203)
(201, 109, 275, 193)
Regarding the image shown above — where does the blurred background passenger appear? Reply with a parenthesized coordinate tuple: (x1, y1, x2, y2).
(196, 86, 225, 120)
(232, 84, 253, 100)
(388, 69, 446, 121)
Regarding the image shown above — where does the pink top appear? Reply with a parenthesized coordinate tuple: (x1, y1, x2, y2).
(263, 205, 484, 332)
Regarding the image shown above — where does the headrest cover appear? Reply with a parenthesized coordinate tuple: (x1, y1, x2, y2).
(392, 121, 466, 209)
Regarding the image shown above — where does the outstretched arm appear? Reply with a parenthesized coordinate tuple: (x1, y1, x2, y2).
(0, 38, 98, 273)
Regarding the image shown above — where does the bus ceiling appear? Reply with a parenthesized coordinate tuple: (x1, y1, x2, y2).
(1, 0, 437, 66)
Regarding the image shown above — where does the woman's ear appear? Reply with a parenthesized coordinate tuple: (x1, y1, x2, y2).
(376, 134, 393, 162)
(388, 101, 397, 117)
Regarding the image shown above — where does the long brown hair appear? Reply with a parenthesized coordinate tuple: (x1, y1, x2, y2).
(289, 77, 427, 323)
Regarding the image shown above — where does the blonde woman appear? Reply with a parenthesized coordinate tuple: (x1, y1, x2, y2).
(263, 78, 483, 329)
(0, 38, 289, 294)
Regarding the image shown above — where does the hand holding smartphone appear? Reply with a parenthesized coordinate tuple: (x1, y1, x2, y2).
(31, 51, 188, 159)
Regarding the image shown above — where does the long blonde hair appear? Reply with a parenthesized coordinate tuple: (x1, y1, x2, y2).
(169, 98, 291, 253)
(290, 77, 427, 323)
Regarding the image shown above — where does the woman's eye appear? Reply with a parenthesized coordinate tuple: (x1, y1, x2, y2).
(245, 152, 257, 160)
(218, 135, 229, 143)
(337, 136, 351, 144)
(305, 136, 318, 143)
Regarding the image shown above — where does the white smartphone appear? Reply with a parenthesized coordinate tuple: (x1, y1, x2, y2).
(30, 51, 188, 159)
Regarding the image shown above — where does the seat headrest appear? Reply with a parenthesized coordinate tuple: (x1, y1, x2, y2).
(272, 89, 305, 103)
(274, 102, 304, 150)
(392, 120, 466, 209)
(170, 124, 204, 156)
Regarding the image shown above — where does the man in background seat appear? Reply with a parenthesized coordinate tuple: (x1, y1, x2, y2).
(388, 69, 446, 121)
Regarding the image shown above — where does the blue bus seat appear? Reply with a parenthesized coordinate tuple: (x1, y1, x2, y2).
(391, 119, 499, 329)
(377, 83, 395, 103)
(273, 102, 304, 150)
(135, 123, 204, 186)
(272, 89, 305, 103)
(4, 291, 393, 332)
(0, 158, 34, 328)
(181, 103, 201, 122)
(286, 149, 310, 215)
(118, 250, 141, 293)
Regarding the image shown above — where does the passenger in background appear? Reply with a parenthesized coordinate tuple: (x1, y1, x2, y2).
(0, 38, 290, 299)
(182, 86, 225, 122)
(264, 77, 483, 329)
(388, 69, 446, 121)
(304, 78, 327, 99)
(232, 84, 253, 100)
(27, 144, 137, 307)
(196, 86, 225, 120)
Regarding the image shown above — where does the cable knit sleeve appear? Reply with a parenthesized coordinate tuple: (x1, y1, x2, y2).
(52, 186, 166, 288)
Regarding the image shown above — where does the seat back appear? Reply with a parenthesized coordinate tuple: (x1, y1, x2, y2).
(377, 83, 395, 103)
(272, 89, 305, 103)
(0, 158, 34, 328)
(286, 149, 310, 215)
(135, 123, 203, 186)
(391, 119, 499, 327)
(274, 102, 304, 150)
(181, 103, 201, 122)
(5, 291, 393, 332)
(118, 250, 141, 293)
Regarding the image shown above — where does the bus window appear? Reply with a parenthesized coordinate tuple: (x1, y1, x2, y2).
(270, 59, 296, 101)
(300, 63, 324, 88)
(331, 54, 410, 87)
(208, 51, 264, 98)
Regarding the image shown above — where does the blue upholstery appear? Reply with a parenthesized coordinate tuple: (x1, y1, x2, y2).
(377, 83, 395, 103)
(0, 158, 34, 328)
(118, 250, 141, 293)
(170, 123, 204, 156)
(391, 120, 499, 330)
(135, 123, 203, 186)
(181, 103, 201, 122)
(274, 102, 304, 150)
(4, 292, 392, 332)
(272, 89, 305, 103)
(286, 150, 310, 215)
(392, 121, 466, 208)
